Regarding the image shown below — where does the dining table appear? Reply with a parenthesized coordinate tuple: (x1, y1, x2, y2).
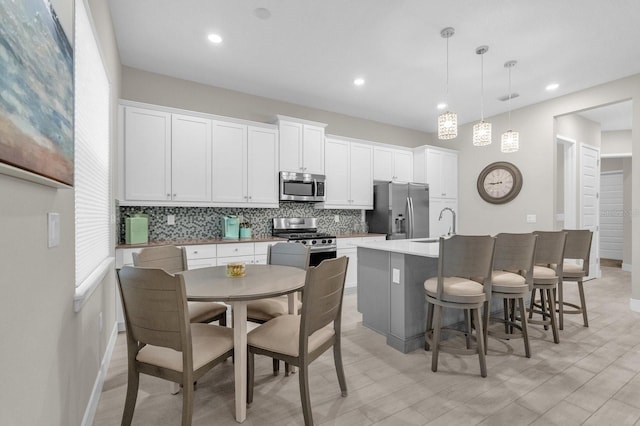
(177, 263, 307, 423)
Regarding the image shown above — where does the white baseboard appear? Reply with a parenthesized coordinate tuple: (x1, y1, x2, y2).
(631, 298, 640, 313)
(622, 263, 632, 272)
(81, 322, 119, 426)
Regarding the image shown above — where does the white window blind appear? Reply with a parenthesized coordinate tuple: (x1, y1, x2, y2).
(74, 0, 112, 310)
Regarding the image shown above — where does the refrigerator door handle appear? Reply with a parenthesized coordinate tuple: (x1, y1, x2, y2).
(407, 196, 414, 239)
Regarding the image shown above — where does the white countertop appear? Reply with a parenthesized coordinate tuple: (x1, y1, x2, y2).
(356, 237, 442, 257)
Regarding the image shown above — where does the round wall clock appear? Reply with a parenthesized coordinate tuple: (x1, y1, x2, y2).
(477, 161, 523, 204)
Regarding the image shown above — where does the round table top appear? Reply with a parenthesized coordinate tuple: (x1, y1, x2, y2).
(177, 264, 306, 302)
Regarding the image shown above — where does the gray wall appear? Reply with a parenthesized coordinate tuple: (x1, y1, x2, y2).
(121, 66, 434, 148)
(0, 1, 121, 424)
(602, 130, 632, 155)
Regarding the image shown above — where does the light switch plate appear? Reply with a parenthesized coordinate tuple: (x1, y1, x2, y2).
(167, 214, 176, 225)
(392, 268, 400, 284)
(48, 212, 60, 248)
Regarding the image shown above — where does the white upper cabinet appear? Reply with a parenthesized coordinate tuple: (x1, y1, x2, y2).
(171, 114, 212, 202)
(124, 106, 172, 201)
(323, 137, 373, 209)
(247, 126, 279, 206)
(373, 146, 413, 182)
(212, 120, 247, 204)
(120, 102, 279, 207)
(212, 122, 279, 207)
(414, 146, 458, 199)
(277, 116, 326, 174)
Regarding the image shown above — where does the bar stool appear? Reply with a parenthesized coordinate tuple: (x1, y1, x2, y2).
(558, 229, 593, 329)
(487, 233, 537, 358)
(528, 231, 567, 344)
(424, 235, 495, 377)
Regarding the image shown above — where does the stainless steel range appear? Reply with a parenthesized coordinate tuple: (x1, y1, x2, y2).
(272, 217, 337, 267)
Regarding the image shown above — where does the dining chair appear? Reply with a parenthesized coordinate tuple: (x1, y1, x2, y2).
(558, 229, 593, 329)
(247, 256, 349, 426)
(246, 242, 310, 375)
(133, 245, 228, 326)
(528, 230, 567, 344)
(116, 266, 234, 426)
(487, 233, 537, 358)
(424, 235, 495, 377)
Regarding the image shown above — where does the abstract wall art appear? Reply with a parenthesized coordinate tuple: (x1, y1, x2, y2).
(0, 0, 74, 186)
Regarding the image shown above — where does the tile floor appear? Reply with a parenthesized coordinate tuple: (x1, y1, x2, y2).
(93, 266, 640, 425)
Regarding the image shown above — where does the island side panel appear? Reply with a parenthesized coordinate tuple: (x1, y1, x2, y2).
(357, 247, 390, 335)
(388, 253, 438, 353)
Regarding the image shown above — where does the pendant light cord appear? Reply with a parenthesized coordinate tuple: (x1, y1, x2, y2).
(480, 53, 484, 121)
(446, 35, 450, 103)
(507, 65, 512, 128)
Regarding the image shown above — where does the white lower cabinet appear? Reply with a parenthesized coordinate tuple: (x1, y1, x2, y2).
(337, 236, 386, 289)
(184, 244, 217, 269)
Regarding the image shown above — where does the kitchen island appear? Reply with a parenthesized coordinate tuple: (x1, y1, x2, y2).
(357, 238, 467, 353)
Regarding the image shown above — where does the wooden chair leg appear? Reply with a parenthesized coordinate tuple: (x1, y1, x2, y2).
(247, 352, 255, 405)
(298, 363, 313, 426)
(431, 305, 443, 373)
(547, 289, 560, 344)
(181, 374, 194, 426)
(509, 299, 516, 334)
(424, 301, 434, 351)
(218, 312, 227, 327)
(540, 289, 548, 330)
(578, 280, 589, 327)
(518, 297, 531, 358)
(529, 288, 536, 319)
(482, 301, 490, 354)
(558, 280, 564, 330)
(272, 358, 280, 376)
(122, 368, 140, 426)
(472, 307, 487, 378)
(333, 337, 348, 397)
(503, 299, 510, 334)
(464, 309, 472, 349)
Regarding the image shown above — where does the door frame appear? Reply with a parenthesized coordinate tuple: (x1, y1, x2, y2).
(557, 135, 577, 229)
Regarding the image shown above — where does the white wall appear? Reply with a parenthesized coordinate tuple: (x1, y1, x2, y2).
(0, 1, 121, 424)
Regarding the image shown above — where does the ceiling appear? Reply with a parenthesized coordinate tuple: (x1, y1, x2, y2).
(108, 0, 639, 133)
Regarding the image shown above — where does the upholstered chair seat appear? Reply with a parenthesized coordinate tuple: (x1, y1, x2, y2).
(246, 296, 302, 323)
(491, 270, 527, 294)
(424, 276, 485, 304)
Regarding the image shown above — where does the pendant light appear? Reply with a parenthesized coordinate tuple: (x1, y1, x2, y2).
(438, 27, 457, 140)
(472, 45, 491, 146)
(501, 60, 519, 153)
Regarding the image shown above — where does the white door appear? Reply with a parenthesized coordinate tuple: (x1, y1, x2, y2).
(324, 138, 350, 205)
(278, 121, 302, 172)
(393, 150, 413, 183)
(373, 146, 394, 181)
(579, 144, 600, 279)
(599, 171, 624, 260)
(302, 125, 325, 174)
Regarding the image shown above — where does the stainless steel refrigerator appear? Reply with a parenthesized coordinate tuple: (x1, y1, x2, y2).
(366, 182, 429, 239)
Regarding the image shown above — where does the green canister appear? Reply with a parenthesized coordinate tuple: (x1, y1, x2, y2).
(125, 213, 149, 244)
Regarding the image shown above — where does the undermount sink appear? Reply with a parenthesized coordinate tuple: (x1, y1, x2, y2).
(411, 238, 440, 243)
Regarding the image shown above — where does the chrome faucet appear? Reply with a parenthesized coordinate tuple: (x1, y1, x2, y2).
(438, 207, 456, 236)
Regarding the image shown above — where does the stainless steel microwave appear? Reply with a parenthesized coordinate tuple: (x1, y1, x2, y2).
(279, 171, 326, 202)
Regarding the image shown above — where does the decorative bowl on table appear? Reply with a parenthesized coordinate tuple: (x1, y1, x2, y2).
(226, 262, 246, 277)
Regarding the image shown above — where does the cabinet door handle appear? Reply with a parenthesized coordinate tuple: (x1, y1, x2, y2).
(173, 193, 176, 198)
(248, 196, 252, 200)
(166, 193, 171, 199)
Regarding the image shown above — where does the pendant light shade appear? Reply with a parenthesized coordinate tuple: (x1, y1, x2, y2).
(501, 60, 519, 153)
(438, 111, 458, 140)
(472, 46, 491, 146)
(438, 27, 457, 140)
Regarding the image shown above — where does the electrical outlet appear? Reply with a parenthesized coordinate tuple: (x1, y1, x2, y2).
(334, 215, 339, 223)
(526, 214, 537, 223)
(392, 268, 400, 284)
(167, 214, 175, 225)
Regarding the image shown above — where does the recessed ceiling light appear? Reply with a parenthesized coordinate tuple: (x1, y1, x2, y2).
(254, 7, 271, 20)
(437, 102, 447, 110)
(354, 78, 365, 86)
(207, 33, 223, 44)
(546, 83, 559, 91)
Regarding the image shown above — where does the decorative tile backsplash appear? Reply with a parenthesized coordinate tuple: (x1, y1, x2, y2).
(118, 203, 364, 243)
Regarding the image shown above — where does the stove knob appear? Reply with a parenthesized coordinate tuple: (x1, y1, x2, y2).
(322, 239, 327, 244)
(300, 240, 307, 245)
(327, 239, 333, 244)
(311, 240, 317, 245)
